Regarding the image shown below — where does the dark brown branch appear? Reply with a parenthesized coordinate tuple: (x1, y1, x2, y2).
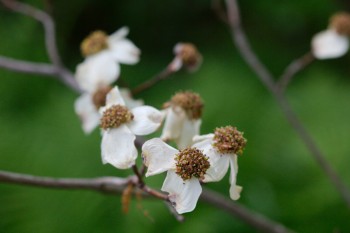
(278, 52, 315, 92)
(224, 0, 350, 208)
(0, 170, 295, 233)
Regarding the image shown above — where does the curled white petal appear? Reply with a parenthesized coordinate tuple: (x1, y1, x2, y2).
(120, 88, 144, 109)
(161, 170, 202, 214)
(229, 155, 241, 200)
(75, 52, 120, 93)
(161, 107, 185, 142)
(101, 125, 137, 169)
(128, 106, 163, 135)
(109, 39, 141, 65)
(142, 138, 177, 176)
(311, 29, 349, 59)
(193, 133, 214, 143)
(74, 93, 100, 134)
(176, 118, 201, 150)
(105, 86, 126, 108)
(108, 27, 129, 42)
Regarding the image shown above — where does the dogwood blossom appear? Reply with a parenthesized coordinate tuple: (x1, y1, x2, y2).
(168, 43, 202, 72)
(100, 87, 163, 169)
(142, 138, 210, 214)
(192, 126, 247, 200)
(312, 12, 350, 59)
(161, 91, 203, 149)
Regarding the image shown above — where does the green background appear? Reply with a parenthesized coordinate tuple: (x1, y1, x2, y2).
(1, 0, 350, 232)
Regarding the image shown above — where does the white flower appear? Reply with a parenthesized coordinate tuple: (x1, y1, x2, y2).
(100, 87, 163, 169)
(192, 126, 247, 200)
(312, 12, 350, 59)
(142, 138, 210, 214)
(161, 91, 203, 149)
(168, 42, 202, 72)
(75, 86, 143, 134)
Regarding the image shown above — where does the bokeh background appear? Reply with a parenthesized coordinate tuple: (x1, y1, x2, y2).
(1, 0, 350, 232)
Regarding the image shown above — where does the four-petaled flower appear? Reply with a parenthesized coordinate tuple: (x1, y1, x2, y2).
(312, 12, 350, 59)
(192, 126, 247, 200)
(161, 91, 203, 150)
(100, 87, 163, 169)
(142, 138, 210, 214)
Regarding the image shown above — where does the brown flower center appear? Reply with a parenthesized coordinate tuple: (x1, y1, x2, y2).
(213, 126, 247, 155)
(330, 12, 350, 36)
(92, 86, 113, 109)
(81, 30, 109, 57)
(100, 105, 133, 129)
(177, 43, 202, 69)
(175, 147, 210, 181)
(168, 91, 203, 119)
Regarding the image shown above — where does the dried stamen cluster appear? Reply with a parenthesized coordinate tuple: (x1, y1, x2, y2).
(177, 43, 201, 68)
(175, 148, 210, 180)
(213, 126, 247, 155)
(81, 30, 109, 57)
(100, 105, 133, 129)
(169, 91, 203, 119)
(92, 86, 113, 109)
(330, 12, 350, 36)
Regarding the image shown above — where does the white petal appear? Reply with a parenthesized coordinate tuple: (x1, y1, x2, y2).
(75, 52, 120, 93)
(192, 134, 214, 143)
(104, 86, 126, 108)
(311, 29, 349, 59)
(101, 125, 137, 169)
(160, 107, 185, 142)
(142, 138, 177, 176)
(229, 155, 241, 200)
(168, 57, 183, 72)
(128, 106, 163, 135)
(74, 93, 100, 134)
(176, 118, 201, 150)
(120, 88, 144, 109)
(108, 27, 129, 43)
(161, 170, 202, 214)
(108, 39, 140, 65)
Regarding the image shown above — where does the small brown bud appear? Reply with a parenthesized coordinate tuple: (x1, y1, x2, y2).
(168, 91, 204, 120)
(213, 126, 247, 155)
(175, 43, 202, 71)
(330, 12, 350, 36)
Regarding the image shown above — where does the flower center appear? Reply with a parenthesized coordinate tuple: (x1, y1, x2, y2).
(213, 126, 247, 155)
(176, 43, 201, 68)
(100, 105, 134, 129)
(175, 148, 210, 181)
(169, 91, 203, 119)
(92, 86, 113, 109)
(330, 12, 350, 36)
(80, 30, 109, 57)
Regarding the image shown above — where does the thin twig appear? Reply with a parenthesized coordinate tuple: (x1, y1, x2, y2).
(131, 67, 174, 95)
(0, 170, 295, 233)
(278, 52, 315, 92)
(224, 0, 350, 208)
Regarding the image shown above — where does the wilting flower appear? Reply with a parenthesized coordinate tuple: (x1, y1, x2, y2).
(75, 86, 143, 134)
(100, 87, 163, 169)
(161, 91, 203, 149)
(192, 126, 247, 200)
(142, 138, 210, 214)
(312, 12, 350, 59)
(168, 42, 202, 72)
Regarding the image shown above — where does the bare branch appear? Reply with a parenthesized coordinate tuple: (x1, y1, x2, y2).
(0, 170, 295, 233)
(224, 0, 350, 208)
(2, 0, 62, 66)
(278, 52, 315, 92)
(0, 56, 82, 93)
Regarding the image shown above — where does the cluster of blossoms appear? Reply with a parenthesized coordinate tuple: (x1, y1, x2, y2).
(312, 12, 350, 59)
(74, 27, 247, 214)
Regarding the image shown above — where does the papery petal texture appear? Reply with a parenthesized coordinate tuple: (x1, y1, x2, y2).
(176, 118, 201, 150)
(312, 29, 349, 59)
(74, 93, 100, 134)
(161, 108, 185, 142)
(142, 138, 177, 176)
(128, 106, 163, 135)
(161, 170, 202, 214)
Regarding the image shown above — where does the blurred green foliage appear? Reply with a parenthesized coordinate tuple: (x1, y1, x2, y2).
(1, 0, 350, 232)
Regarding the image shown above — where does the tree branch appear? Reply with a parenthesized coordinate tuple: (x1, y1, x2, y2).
(0, 170, 295, 233)
(224, 0, 350, 208)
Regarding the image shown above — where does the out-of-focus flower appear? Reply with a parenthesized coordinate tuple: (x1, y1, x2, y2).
(142, 138, 210, 214)
(161, 91, 203, 150)
(80, 27, 140, 64)
(192, 126, 247, 200)
(168, 43, 202, 72)
(100, 87, 163, 169)
(312, 12, 350, 59)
